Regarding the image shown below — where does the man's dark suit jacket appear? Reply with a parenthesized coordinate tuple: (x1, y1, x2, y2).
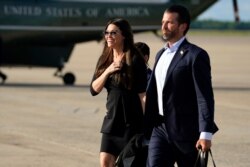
(144, 39, 218, 141)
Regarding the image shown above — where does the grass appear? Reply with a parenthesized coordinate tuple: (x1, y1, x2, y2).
(150, 29, 250, 37)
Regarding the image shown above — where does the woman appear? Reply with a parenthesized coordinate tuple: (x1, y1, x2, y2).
(90, 18, 147, 167)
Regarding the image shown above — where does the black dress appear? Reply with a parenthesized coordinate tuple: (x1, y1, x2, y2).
(90, 53, 147, 156)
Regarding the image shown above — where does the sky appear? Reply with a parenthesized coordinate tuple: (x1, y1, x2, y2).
(197, 0, 250, 21)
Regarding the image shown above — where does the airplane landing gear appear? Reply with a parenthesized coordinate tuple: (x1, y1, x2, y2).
(0, 71, 7, 84)
(54, 69, 76, 85)
(62, 72, 76, 85)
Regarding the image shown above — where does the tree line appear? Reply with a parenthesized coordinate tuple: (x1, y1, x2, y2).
(191, 20, 250, 30)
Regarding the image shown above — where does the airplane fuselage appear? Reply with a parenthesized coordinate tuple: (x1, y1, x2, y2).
(0, 0, 217, 84)
(0, 0, 217, 45)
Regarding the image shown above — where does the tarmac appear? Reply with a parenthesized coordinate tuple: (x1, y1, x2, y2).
(0, 31, 250, 167)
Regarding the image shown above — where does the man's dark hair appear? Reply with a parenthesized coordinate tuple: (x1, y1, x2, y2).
(134, 42, 150, 57)
(165, 5, 191, 35)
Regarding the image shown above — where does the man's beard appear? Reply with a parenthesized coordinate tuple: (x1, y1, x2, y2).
(162, 34, 167, 40)
(162, 30, 175, 41)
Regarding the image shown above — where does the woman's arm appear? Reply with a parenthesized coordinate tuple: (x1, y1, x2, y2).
(91, 67, 110, 94)
(138, 92, 146, 114)
(92, 61, 122, 94)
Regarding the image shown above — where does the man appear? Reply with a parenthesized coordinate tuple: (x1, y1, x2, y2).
(135, 42, 152, 82)
(144, 5, 218, 167)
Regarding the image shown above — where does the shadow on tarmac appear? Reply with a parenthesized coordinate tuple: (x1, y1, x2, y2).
(1, 83, 250, 91)
(0, 83, 90, 89)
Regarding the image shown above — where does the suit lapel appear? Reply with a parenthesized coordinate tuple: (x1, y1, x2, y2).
(147, 47, 165, 93)
(150, 47, 166, 80)
(164, 40, 189, 88)
(155, 48, 166, 66)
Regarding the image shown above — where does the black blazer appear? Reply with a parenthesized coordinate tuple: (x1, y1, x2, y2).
(144, 39, 218, 141)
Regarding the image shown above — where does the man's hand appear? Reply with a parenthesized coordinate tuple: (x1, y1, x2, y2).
(196, 139, 211, 152)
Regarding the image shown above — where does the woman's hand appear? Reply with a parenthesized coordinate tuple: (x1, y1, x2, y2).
(106, 61, 123, 74)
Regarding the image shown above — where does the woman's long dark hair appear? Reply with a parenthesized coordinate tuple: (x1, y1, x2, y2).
(94, 18, 137, 89)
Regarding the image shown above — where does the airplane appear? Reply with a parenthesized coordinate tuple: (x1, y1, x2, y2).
(0, 0, 239, 85)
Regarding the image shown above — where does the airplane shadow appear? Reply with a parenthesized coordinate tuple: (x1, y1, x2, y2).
(0, 83, 90, 89)
(0, 83, 250, 91)
(213, 86, 250, 91)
